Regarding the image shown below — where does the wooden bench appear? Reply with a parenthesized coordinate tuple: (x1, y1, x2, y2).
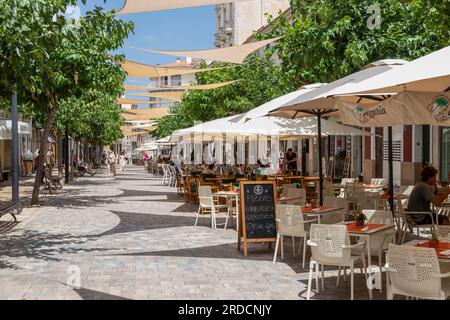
(0, 202, 20, 223)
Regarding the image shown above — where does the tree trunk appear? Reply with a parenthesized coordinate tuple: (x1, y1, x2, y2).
(31, 95, 58, 205)
(57, 130, 63, 176)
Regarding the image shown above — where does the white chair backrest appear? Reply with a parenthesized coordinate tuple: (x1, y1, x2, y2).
(276, 205, 306, 237)
(362, 209, 394, 225)
(281, 184, 298, 197)
(435, 225, 450, 242)
(322, 196, 348, 224)
(339, 179, 356, 198)
(341, 178, 356, 185)
(371, 178, 387, 186)
(387, 244, 444, 299)
(286, 188, 306, 205)
(309, 224, 351, 264)
(198, 185, 213, 207)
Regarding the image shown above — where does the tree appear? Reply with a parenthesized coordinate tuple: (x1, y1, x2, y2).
(153, 54, 294, 138)
(0, 1, 133, 204)
(256, 0, 450, 85)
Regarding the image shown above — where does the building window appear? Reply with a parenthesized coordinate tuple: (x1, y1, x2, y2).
(171, 75, 181, 86)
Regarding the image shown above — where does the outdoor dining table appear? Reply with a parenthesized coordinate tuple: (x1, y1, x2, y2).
(344, 221, 396, 299)
(300, 206, 343, 224)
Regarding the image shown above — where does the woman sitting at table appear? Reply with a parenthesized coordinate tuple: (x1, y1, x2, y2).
(202, 163, 215, 175)
(406, 166, 450, 225)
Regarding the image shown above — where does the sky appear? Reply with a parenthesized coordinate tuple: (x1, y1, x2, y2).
(78, 0, 217, 86)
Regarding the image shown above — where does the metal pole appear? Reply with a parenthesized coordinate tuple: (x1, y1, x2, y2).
(11, 83, 19, 203)
(318, 113, 323, 206)
(65, 126, 70, 184)
(388, 126, 394, 215)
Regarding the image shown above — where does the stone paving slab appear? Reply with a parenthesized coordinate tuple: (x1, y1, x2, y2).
(0, 166, 391, 300)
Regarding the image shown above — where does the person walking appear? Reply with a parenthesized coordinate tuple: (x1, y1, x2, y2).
(108, 151, 117, 177)
(119, 151, 126, 173)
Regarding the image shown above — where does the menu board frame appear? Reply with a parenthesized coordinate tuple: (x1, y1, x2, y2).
(238, 180, 277, 256)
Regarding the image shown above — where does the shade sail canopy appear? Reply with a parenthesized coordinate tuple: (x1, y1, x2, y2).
(118, 98, 164, 105)
(129, 37, 282, 64)
(171, 114, 371, 140)
(338, 91, 450, 127)
(121, 60, 223, 78)
(160, 80, 239, 90)
(230, 83, 326, 124)
(127, 91, 185, 102)
(336, 46, 450, 95)
(271, 60, 408, 116)
(121, 108, 170, 120)
(123, 85, 161, 91)
(117, 0, 251, 14)
(122, 131, 152, 137)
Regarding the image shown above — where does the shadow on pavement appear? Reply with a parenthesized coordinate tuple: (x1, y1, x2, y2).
(73, 287, 131, 300)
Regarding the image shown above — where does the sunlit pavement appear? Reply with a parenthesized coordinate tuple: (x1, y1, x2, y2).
(0, 166, 386, 300)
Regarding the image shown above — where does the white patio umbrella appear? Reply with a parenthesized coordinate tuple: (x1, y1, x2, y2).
(230, 83, 326, 124)
(329, 46, 450, 211)
(269, 59, 407, 206)
(335, 45, 450, 95)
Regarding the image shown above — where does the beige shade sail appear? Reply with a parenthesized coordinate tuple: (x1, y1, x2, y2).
(117, 98, 164, 105)
(123, 85, 161, 91)
(116, 0, 251, 15)
(122, 131, 152, 137)
(121, 60, 224, 78)
(121, 108, 170, 120)
(129, 37, 282, 64)
(127, 91, 185, 102)
(160, 80, 239, 90)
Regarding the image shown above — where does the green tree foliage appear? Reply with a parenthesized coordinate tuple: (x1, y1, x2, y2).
(257, 0, 450, 85)
(0, 0, 133, 204)
(153, 55, 294, 138)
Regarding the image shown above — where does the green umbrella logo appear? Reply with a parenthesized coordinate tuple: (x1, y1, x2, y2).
(353, 106, 368, 123)
(428, 95, 450, 122)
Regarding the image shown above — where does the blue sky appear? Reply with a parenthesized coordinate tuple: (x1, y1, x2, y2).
(78, 0, 216, 85)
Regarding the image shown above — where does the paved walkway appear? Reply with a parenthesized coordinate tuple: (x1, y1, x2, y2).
(0, 166, 386, 300)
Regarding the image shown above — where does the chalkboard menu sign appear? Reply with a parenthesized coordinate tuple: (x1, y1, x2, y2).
(238, 181, 277, 256)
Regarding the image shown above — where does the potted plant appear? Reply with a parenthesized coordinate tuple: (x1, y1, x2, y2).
(354, 211, 367, 226)
(23, 150, 34, 176)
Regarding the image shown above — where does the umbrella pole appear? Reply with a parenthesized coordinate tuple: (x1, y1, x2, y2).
(388, 127, 394, 215)
(318, 113, 323, 206)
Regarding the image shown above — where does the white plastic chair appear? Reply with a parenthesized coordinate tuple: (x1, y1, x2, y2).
(194, 186, 228, 229)
(168, 165, 177, 187)
(400, 211, 436, 244)
(160, 164, 169, 185)
(338, 178, 356, 198)
(385, 244, 450, 300)
(435, 225, 450, 242)
(306, 224, 369, 300)
(322, 196, 349, 224)
(273, 205, 317, 268)
(370, 178, 387, 186)
(284, 188, 306, 206)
